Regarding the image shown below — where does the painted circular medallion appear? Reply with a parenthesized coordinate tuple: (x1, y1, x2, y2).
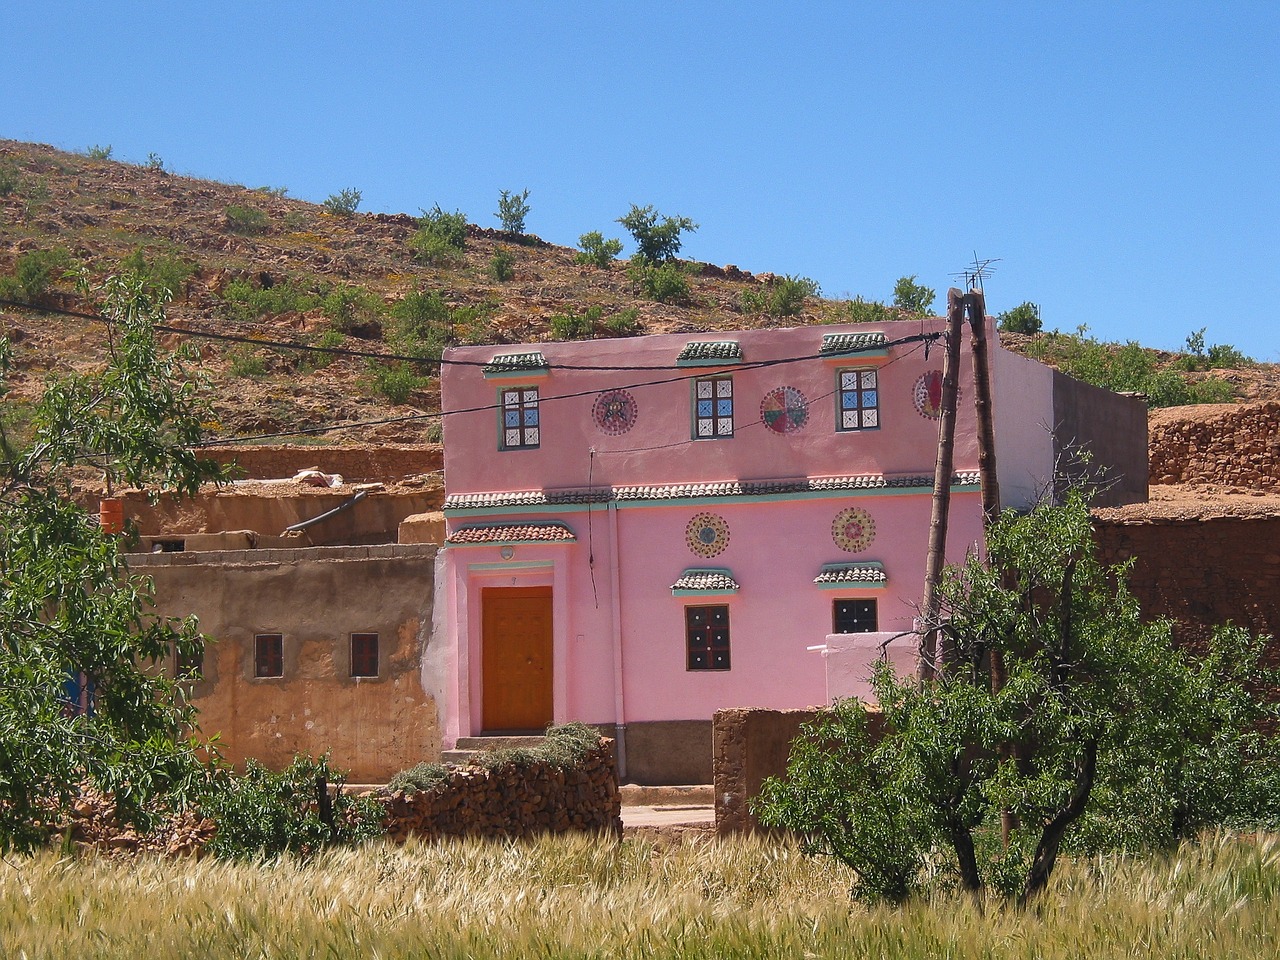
(832, 507, 876, 553)
(913, 370, 958, 419)
(592, 389, 638, 436)
(760, 386, 809, 434)
(686, 512, 730, 558)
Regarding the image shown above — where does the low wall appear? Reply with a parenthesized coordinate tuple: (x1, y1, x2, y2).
(203, 444, 443, 483)
(381, 740, 622, 841)
(1149, 401, 1280, 487)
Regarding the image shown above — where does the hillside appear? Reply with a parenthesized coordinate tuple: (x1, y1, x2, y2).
(0, 138, 1270, 448)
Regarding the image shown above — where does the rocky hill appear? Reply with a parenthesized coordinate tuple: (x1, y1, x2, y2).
(0, 138, 1270, 449)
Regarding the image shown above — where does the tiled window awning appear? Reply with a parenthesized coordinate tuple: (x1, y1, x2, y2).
(483, 352, 549, 377)
(446, 522, 576, 545)
(813, 561, 887, 588)
(676, 341, 742, 365)
(671, 568, 740, 595)
(820, 332, 888, 357)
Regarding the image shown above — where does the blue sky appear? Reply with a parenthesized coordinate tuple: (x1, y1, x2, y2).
(5, 1, 1277, 359)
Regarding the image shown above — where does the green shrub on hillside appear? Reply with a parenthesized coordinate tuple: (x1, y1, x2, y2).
(120, 246, 194, 301)
(323, 188, 362, 217)
(365, 360, 427, 404)
(576, 231, 624, 269)
(840, 297, 895, 324)
(411, 205, 468, 265)
(489, 246, 515, 282)
(617, 204, 697, 263)
(0, 247, 73, 303)
(628, 258, 692, 304)
(998, 301, 1042, 334)
(741, 275, 820, 317)
(220, 277, 321, 321)
(892, 275, 936, 316)
(321, 283, 384, 333)
(224, 204, 269, 235)
(85, 144, 113, 160)
(495, 189, 531, 234)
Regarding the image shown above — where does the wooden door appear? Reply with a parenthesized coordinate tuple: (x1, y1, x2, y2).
(481, 586, 553, 731)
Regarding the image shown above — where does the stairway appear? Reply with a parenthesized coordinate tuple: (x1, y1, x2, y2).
(440, 734, 546, 765)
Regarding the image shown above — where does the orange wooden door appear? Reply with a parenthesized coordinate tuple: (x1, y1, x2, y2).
(481, 586, 553, 731)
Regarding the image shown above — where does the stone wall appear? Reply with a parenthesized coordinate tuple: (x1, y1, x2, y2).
(381, 740, 622, 841)
(1149, 401, 1280, 487)
(133, 544, 441, 782)
(203, 444, 443, 482)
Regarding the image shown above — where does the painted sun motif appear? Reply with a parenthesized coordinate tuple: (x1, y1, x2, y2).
(913, 370, 957, 420)
(760, 386, 809, 434)
(831, 507, 876, 553)
(686, 512, 730, 558)
(592, 389, 638, 436)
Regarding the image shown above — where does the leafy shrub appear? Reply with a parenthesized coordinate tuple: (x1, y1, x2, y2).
(255, 185, 289, 198)
(0, 161, 19, 195)
(549, 305, 602, 340)
(479, 721, 600, 771)
(323, 188, 362, 217)
(617, 205, 697, 263)
(86, 144, 113, 160)
(489, 246, 515, 282)
(842, 296, 895, 324)
(602, 307, 641, 337)
(282, 209, 309, 230)
(321, 284, 384, 333)
(998, 301, 1041, 334)
(411, 205, 468, 265)
(495, 188, 531, 234)
(220, 277, 321, 321)
(576, 231, 623, 269)
(301, 329, 345, 371)
(387, 762, 451, 795)
(365, 361, 427, 404)
(892, 275, 935, 316)
(628, 258, 691, 304)
(0, 248, 72, 303)
(425, 420, 444, 443)
(120, 246, 194, 300)
(741, 275, 820, 316)
(1207, 342, 1253, 369)
(200, 754, 383, 861)
(226, 345, 267, 378)
(145, 152, 165, 172)
(224, 204, 269, 235)
(390, 287, 454, 360)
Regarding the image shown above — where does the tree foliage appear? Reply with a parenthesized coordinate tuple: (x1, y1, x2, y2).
(0, 274, 225, 850)
(617, 204, 697, 263)
(892, 275, 936, 316)
(495, 189, 531, 234)
(997, 301, 1041, 335)
(756, 493, 1280, 906)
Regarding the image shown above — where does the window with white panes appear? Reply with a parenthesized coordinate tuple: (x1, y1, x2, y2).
(837, 368, 879, 431)
(500, 386, 540, 449)
(693, 377, 734, 439)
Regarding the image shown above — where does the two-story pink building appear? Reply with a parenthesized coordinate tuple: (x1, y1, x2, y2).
(428, 318, 1147, 782)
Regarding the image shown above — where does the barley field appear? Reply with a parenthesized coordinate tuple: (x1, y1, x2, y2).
(1, 832, 1277, 959)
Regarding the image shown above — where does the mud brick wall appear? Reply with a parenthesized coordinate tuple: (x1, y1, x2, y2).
(1149, 402, 1280, 487)
(202, 444, 443, 483)
(381, 741, 622, 841)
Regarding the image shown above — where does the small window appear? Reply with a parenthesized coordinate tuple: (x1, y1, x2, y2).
(500, 386, 540, 449)
(837, 368, 879, 431)
(693, 377, 734, 439)
(254, 633, 283, 678)
(350, 632, 379, 678)
(686, 605, 731, 670)
(833, 598, 878, 633)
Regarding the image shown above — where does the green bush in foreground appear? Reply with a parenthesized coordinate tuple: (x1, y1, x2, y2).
(756, 493, 1280, 906)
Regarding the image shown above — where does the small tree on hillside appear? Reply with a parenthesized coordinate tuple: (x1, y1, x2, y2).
(998, 301, 1041, 334)
(757, 492, 1280, 906)
(617, 204, 698, 263)
(892, 275, 936, 316)
(495, 189, 531, 234)
(0, 273, 225, 849)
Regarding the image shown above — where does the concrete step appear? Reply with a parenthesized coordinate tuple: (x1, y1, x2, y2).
(455, 735, 546, 751)
(619, 784, 714, 807)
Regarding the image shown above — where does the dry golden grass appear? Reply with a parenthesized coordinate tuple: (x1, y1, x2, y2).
(1, 832, 1278, 958)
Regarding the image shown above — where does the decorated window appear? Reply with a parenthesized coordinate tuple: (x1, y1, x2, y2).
(254, 633, 283, 678)
(350, 632, 379, 678)
(686, 605, 731, 671)
(693, 377, 734, 439)
(837, 368, 879, 431)
(500, 386, 540, 449)
(833, 598, 878, 634)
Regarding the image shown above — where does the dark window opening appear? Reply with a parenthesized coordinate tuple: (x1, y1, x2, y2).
(254, 633, 283, 678)
(152, 539, 186, 553)
(833, 598, 879, 634)
(351, 632, 379, 678)
(686, 604, 731, 670)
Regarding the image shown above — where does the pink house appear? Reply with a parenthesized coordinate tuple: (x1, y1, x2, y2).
(428, 318, 1147, 782)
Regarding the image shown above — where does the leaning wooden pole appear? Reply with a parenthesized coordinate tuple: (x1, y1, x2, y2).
(918, 290, 966, 683)
(965, 290, 999, 523)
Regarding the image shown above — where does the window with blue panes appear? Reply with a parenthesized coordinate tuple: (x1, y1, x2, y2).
(837, 368, 879, 431)
(693, 377, 734, 439)
(500, 386, 540, 449)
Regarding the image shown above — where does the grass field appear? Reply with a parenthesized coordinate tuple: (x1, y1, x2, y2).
(1, 832, 1277, 958)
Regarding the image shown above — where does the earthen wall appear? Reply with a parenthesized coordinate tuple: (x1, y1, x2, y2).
(1149, 401, 1280, 487)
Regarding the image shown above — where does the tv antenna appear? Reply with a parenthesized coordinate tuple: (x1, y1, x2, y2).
(950, 253, 1000, 294)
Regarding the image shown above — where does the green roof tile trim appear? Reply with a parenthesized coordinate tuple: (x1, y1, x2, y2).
(820, 332, 888, 356)
(676, 340, 743, 365)
(813, 561, 887, 587)
(670, 567, 740, 595)
(483, 351, 549, 376)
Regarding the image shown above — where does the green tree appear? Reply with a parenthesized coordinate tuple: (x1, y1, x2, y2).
(495, 189, 531, 234)
(617, 204, 697, 263)
(892, 275, 936, 316)
(576, 231, 623, 269)
(757, 493, 1280, 906)
(411, 205, 468, 265)
(0, 273, 225, 850)
(997, 301, 1041, 334)
(323, 188, 362, 217)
